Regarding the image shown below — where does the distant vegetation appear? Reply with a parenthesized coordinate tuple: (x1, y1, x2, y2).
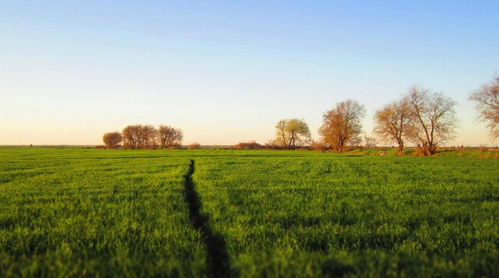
(102, 76, 498, 155)
(374, 87, 457, 156)
(102, 131, 122, 149)
(319, 100, 366, 152)
(187, 142, 201, 150)
(234, 141, 263, 150)
(103, 124, 183, 149)
(271, 119, 311, 149)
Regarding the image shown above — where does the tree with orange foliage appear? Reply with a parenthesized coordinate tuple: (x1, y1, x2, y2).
(319, 100, 365, 152)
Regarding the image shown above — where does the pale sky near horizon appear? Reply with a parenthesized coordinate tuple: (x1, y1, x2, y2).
(1, 1, 498, 146)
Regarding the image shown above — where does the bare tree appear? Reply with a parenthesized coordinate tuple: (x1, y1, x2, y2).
(102, 132, 123, 149)
(319, 100, 365, 152)
(286, 119, 311, 149)
(275, 120, 288, 148)
(274, 119, 311, 149)
(373, 99, 414, 152)
(469, 76, 499, 141)
(158, 125, 183, 148)
(406, 87, 457, 156)
(122, 125, 141, 149)
(122, 124, 158, 149)
(138, 125, 158, 149)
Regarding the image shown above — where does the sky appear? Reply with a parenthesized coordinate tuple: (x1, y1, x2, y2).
(1, 0, 498, 146)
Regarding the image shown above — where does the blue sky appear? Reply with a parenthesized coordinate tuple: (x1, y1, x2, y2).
(1, 1, 498, 145)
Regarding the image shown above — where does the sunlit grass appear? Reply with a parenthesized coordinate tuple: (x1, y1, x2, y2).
(194, 153, 499, 277)
(0, 148, 497, 277)
(0, 148, 207, 277)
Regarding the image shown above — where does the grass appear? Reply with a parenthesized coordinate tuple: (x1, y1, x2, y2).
(194, 152, 499, 277)
(0, 148, 207, 277)
(0, 148, 497, 277)
(345, 147, 499, 158)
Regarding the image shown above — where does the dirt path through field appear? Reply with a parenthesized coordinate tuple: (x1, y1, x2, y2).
(183, 159, 232, 278)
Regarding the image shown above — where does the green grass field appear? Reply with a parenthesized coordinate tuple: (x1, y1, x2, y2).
(0, 148, 497, 277)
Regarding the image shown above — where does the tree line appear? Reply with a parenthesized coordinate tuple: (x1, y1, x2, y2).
(102, 76, 498, 155)
(103, 125, 183, 149)
(270, 77, 497, 156)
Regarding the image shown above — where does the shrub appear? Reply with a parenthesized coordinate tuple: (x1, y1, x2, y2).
(311, 140, 328, 152)
(235, 141, 263, 150)
(187, 143, 201, 150)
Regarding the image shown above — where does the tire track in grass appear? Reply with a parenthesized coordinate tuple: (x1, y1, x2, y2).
(184, 159, 232, 278)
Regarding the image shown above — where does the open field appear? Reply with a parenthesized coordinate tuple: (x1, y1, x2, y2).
(195, 153, 498, 277)
(0, 149, 206, 277)
(0, 148, 498, 277)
